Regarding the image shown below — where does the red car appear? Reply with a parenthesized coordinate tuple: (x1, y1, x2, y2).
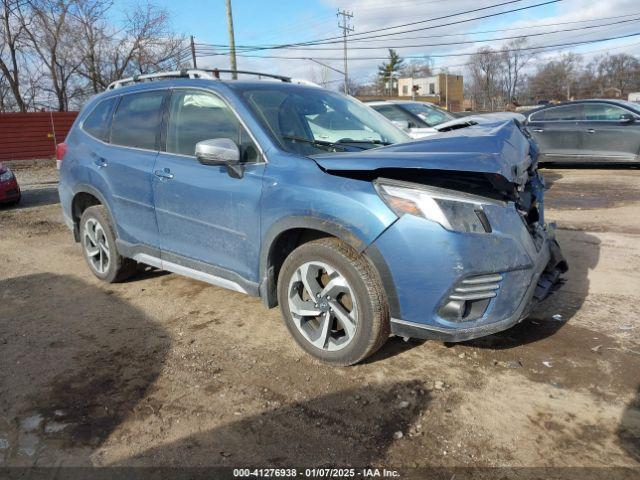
(0, 163, 21, 205)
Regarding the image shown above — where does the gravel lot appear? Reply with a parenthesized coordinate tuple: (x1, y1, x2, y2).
(0, 163, 639, 471)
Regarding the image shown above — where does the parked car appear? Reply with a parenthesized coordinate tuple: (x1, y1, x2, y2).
(0, 163, 21, 205)
(524, 99, 640, 163)
(57, 70, 566, 365)
(368, 100, 524, 138)
(367, 100, 456, 137)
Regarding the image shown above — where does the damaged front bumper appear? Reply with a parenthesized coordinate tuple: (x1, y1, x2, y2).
(366, 201, 567, 343)
(389, 236, 567, 342)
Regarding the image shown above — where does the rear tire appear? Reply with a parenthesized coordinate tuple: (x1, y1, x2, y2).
(80, 205, 136, 283)
(277, 238, 390, 366)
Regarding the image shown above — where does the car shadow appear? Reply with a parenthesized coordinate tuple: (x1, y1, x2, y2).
(617, 386, 640, 463)
(539, 169, 563, 187)
(1, 186, 59, 210)
(541, 162, 640, 170)
(127, 264, 172, 282)
(0, 273, 170, 459)
(458, 229, 600, 350)
(363, 336, 427, 364)
(120, 380, 430, 466)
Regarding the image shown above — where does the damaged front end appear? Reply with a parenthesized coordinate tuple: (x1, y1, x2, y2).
(313, 120, 568, 341)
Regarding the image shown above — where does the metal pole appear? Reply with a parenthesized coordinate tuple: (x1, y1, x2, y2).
(225, 0, 238, 79)
(337, 10, 353, 94)
(445, 73, 448, 110)
(190, 35, 197, 69)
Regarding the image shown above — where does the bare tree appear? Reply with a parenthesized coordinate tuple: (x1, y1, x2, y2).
(74, 0, 187, 92)
(501, 38, 533, 104)
(0, 0, 28, 111)
(528, 53, 581, 101)
(593, 53, 640, 96)
(310, 64, 329, 88)
(73, 0, 111, 93)
(400, 58, 432, 78)
(338, 77, 359, 96)
(110, 2, 186, 81)
(20, 0, 83, 111)
(467, 47, 502, 110)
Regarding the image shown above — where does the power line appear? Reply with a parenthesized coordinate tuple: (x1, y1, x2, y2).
(195, 31, 640, 61)
(194, 16, 640, 53)
(203, 0, 561, 54)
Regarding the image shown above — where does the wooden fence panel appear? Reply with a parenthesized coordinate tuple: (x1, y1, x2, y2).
(0, 112, 79, 161)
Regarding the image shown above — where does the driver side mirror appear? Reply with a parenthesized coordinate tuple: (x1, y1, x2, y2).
(195, 138, 240, 165)
(620, 113, 635, 124)
(195, 138, 244, 178)
(391, 119, 410, 131)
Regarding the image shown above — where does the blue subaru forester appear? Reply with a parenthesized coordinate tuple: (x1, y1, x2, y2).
(58, 70, 567, 365)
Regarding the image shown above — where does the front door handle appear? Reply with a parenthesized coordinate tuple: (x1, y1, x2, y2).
(532, 128, 544, 133)
(154, 168, 174, 180)
(586, 128, 596, 134)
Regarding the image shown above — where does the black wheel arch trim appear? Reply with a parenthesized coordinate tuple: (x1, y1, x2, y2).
(70, 184, 118, 242)
(258, 215, 400, 317)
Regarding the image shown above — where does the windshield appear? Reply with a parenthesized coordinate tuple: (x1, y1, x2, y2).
(401, 102, 455, 126)
(240, 86, 409, 155)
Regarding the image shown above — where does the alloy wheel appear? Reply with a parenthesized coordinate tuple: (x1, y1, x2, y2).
(83, 217, 110, 275)
(287, 260, 358, 352)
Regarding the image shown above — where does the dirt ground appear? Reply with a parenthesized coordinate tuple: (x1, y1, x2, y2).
(0, 163, 639, 473)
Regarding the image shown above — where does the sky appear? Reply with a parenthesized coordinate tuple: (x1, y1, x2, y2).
(112, 0, 640, 86)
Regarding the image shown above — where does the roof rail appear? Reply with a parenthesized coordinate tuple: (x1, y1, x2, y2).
(207, 69, 292, 83)
(106, 68, 295, 90)
(107, 70, 215, 90)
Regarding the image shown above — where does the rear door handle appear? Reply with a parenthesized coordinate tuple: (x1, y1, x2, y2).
(154, 168, 174, 180)
(532, 128, 544, 133)
(586, 129, 596, 133)
(93, 157, 107, 168)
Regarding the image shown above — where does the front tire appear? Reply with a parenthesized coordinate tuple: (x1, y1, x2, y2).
(277, 238, 390, 366)
(80, 205, 136, 283)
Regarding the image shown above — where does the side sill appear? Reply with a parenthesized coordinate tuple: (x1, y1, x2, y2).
(132, 253, 250, 295)
(116, 239, 259, 297)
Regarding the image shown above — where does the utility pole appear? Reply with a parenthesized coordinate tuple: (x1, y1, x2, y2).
(225, 0, 238, 79)
(337, 9, 353, 94)
(190, 35, 197, 69)
(445, 72, 449, 110)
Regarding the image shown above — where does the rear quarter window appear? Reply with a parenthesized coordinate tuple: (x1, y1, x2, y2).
(82, 97, 117, 141)
(111, 91, 166, 150)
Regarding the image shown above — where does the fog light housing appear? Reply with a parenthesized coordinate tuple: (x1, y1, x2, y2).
(439, 274, 502, 322)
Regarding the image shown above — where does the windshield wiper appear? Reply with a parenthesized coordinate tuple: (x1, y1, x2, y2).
(280, 135, 350, 152)
(336, 139, 393, 146)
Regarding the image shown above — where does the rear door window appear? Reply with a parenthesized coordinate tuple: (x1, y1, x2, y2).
(111, 91, 166, 150)
(82, 97, 117, 141)
(531, 104, 583, 122)
(583, 103, 629, 121)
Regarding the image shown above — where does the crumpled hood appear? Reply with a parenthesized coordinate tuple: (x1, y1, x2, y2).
(312, 120, 533, 184)
(435, 112, 526, 131)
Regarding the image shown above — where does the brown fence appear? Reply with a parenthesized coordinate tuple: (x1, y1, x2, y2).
(0, 112, 78, 162)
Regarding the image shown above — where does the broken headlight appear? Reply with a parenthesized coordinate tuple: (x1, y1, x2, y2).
(375, 179, 497, 233)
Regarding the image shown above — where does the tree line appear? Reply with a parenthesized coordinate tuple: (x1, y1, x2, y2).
(343, 42, 640, 109)
(466, 39, 640, 110)
(0, 0, 187, 112)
